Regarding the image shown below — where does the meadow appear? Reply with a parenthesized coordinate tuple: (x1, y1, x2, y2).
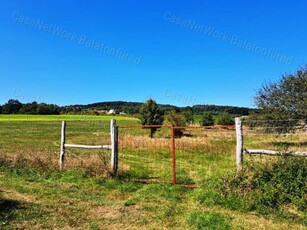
(0, 114, 138, 121)
(0, 115, 306, 229)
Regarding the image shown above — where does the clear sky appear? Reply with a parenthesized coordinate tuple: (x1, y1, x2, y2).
(1, 1, 306, 107)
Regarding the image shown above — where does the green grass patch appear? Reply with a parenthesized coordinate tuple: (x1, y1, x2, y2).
(187, 211, 231, 230)
(0, 114, 139, 121)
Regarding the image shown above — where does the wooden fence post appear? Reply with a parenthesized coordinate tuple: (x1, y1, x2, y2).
(235, 117, 243, 171)
(59, 121, 66, 170)
(110, 119, 118, 176)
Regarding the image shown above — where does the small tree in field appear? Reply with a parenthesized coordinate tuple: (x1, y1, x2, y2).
(216, 113, 234, 125)
(139, 99, 164, 138)
(201, 112, 214, 126)
(182, 110, 194, 124)
(164, 109, 186, 137)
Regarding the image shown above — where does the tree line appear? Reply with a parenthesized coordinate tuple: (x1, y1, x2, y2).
(64, 101, 252, 116)
(0, 100, 253, 116)
(0, 100, 60, 115)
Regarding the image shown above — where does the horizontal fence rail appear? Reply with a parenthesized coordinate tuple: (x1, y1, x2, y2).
(119, 125, 235, 130)
(59, 120, 118, 174)
(236, 117, 307, 171)
(244, 149, 307, 157)
(64, 144, 112, 149)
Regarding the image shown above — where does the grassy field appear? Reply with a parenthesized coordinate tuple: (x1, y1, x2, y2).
(0, 114, 138, 122)
(0, 115, 306, 229)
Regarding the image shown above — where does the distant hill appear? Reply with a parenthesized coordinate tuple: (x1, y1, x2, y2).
(62, 101, 254, 116)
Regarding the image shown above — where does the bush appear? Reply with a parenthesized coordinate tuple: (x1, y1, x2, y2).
(216, 113, 234, 125)
(201, 112, 214, 126)
(182, 111, 194, 124)
(164, 110, 186, 137)
(220, 157, 307, 216)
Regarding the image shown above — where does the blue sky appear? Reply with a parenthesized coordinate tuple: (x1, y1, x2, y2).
(1, 1, 306, 107)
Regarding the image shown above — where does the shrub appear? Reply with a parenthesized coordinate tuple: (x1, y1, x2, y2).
(216, 113, 234, 125)
(182, 111, 194, 124)
(201, 112, 214, 126)
(220, 157, 307, 216)
(164, 110, 186, 137)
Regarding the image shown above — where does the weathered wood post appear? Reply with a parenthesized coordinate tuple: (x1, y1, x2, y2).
(110, 119, 118, 176)
(235, 117, 243, 171)
(59, 121, 66, 170)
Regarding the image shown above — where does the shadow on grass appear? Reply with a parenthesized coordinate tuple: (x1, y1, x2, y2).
(117, 164, 152, 180)
(270, 141, 307, 150)
(117, 170, 155, 181)
(117, 168, 197, 187)
(0, 198, 23, 226)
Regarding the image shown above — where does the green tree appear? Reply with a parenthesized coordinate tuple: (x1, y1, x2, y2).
(139, 99, 164, 138)
(37, 103, 60, 115)
(19, 101, 38, 114)
(216, 113, 234, 125)
(201, 112, 214, 126)
(164, 109, 186, 137)
(182, 110, 194, 124)
(254, 67, 307, 132)
(2, 99, 22, 114)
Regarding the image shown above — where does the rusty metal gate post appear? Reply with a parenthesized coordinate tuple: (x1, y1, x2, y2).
(171, 127, 176, 184)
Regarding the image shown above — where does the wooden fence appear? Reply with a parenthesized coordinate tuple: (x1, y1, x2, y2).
(59, 119, 118, 175)
(235, 117, 307, 171)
